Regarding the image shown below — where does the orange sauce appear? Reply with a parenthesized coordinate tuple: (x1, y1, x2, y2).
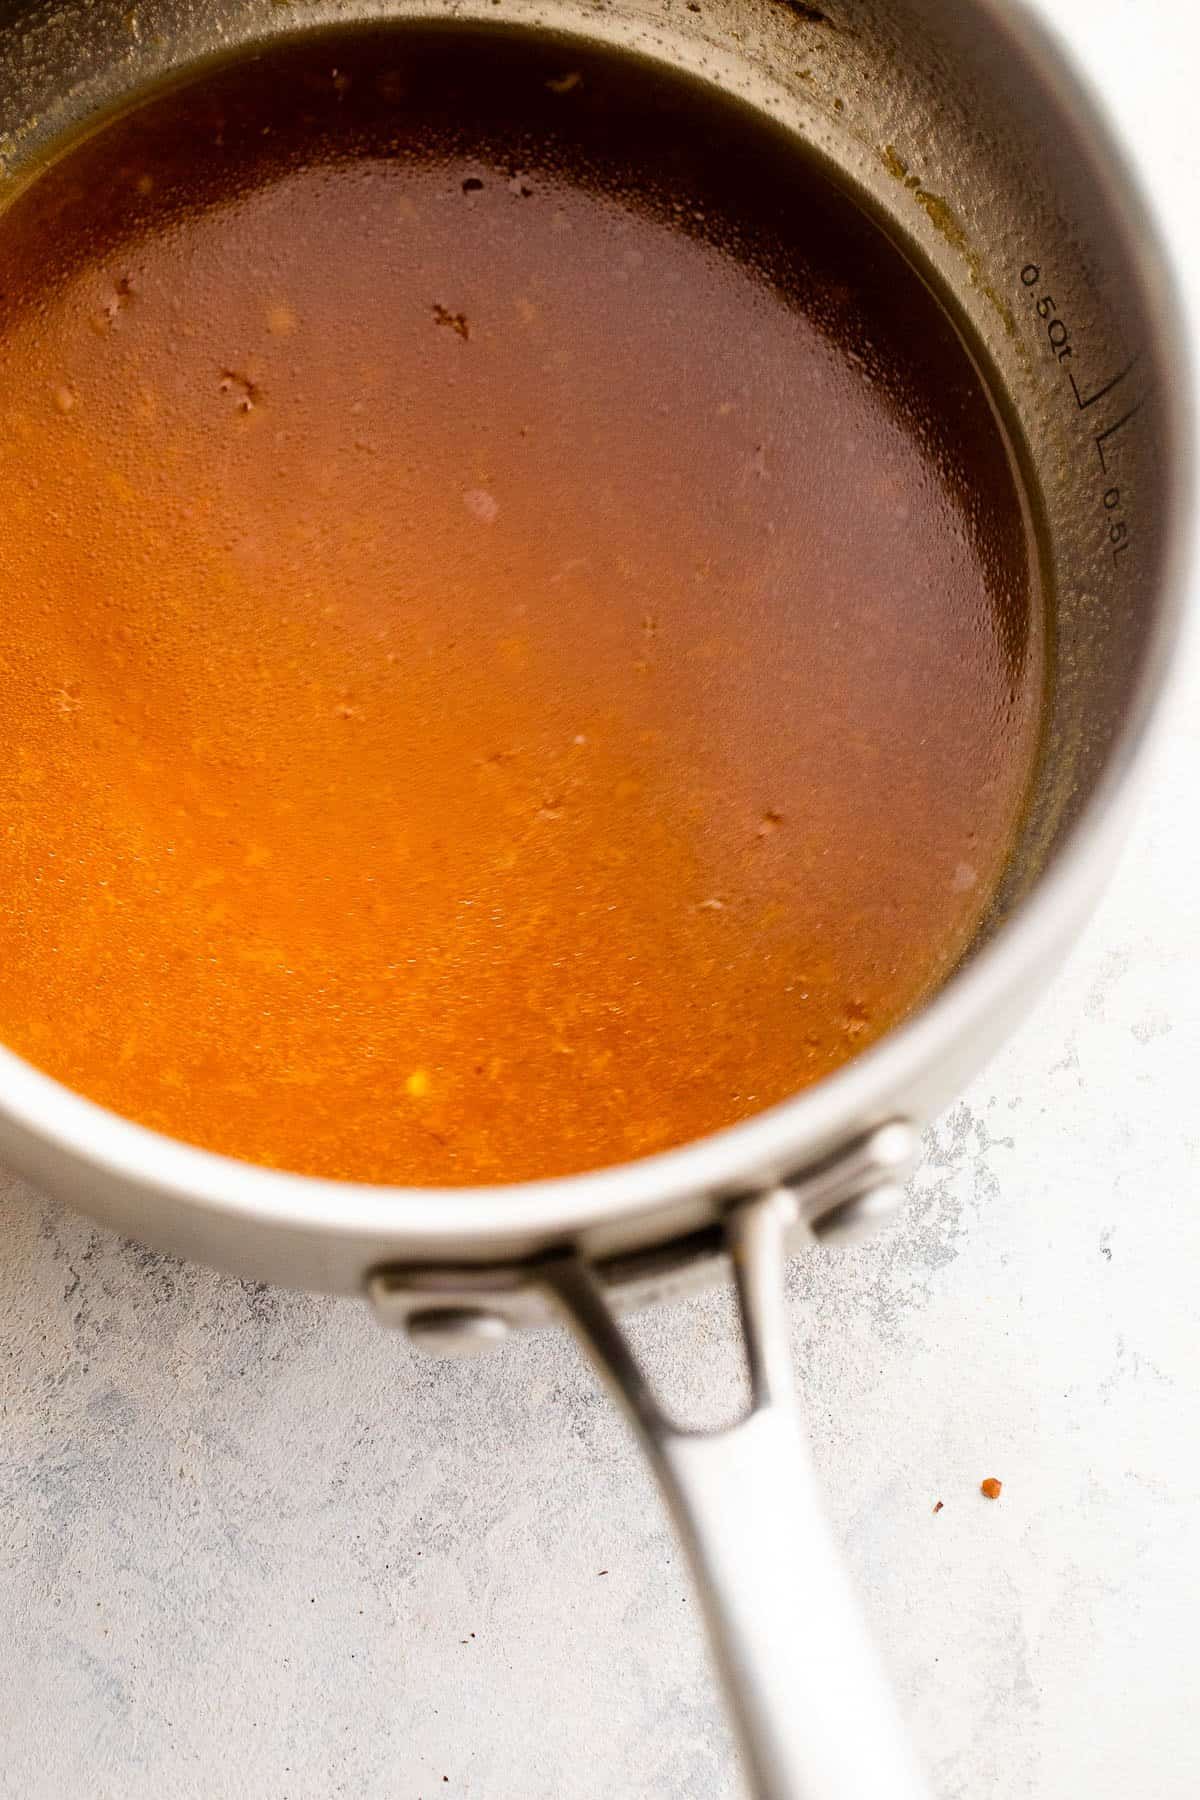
(0, 31, 1044, 1182)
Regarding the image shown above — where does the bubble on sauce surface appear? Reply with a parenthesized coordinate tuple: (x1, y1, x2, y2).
(463, 488, 500, 524)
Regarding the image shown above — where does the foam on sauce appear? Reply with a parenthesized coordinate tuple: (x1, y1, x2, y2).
(0, 30, 1044, 1182)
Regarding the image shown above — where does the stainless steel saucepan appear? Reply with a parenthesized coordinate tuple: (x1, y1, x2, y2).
(0, 0, 1189, 1793)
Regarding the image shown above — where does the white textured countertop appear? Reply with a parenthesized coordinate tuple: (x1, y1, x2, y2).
(0, 2, 1196, 1795)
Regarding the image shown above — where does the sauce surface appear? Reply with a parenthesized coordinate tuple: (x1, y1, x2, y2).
(0, 30, 1044, 1182)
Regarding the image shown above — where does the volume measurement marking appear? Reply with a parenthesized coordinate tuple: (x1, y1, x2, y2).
(1020, 262, 1141, 565)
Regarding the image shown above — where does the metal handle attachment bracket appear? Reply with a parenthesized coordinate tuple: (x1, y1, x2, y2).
(367, 1118, 917, 1352)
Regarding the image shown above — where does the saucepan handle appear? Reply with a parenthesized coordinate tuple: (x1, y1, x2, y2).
(540, 1190, 930, 1800)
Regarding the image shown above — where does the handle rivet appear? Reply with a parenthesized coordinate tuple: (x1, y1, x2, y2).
(406, 1305, 512, 1356)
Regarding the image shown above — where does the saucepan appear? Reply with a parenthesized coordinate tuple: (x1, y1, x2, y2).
(0, 0, 1189, 1793)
